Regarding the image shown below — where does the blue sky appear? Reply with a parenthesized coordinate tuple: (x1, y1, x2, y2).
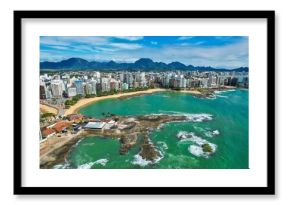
(40, 36, 248, 68)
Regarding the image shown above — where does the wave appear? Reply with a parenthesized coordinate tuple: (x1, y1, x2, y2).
(216, 94, 229, 98)
(188, 143, 216, 158)
(212, 130, 220, 136)
(95, 158, 109, 166)
(53, 162, 70, 169)
(156, 124, 165, 130)
(214, 89, 235, 94)
(188, 145, 205, 157)
(205, 96, 217, 100)
(177, 131, 217, 158)
(77, 158, 108, 169)
(204, 130, 220, 138)
(132, 154, 152, 167)
(185, 113, 213, 122)
(78, 161, 96, 169)
(157, 141, 168, 150)
(156, 111, 213, 122)
(132, 150, 164, 167)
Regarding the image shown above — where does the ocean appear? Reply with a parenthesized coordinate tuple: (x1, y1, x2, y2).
(58, 89, 248, 169)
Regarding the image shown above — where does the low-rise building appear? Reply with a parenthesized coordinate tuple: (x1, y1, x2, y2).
(41, 127, 56, 139)
(53, 121, 71, 133)
(84, 122, 106, 130)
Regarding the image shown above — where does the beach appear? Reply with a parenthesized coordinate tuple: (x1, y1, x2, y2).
(64, 88, 167, 116)
(40, 103, 58, 115)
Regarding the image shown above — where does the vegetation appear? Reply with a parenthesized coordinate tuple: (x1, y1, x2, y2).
(65, 94, 82, 106)
(202, 143, 213, 153)
(41, 112, 55, 118)
(171, 87, 182, 91)
(85, 94, 96, 98)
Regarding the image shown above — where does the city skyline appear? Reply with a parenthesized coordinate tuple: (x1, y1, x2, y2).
(40, 36, 248, 69)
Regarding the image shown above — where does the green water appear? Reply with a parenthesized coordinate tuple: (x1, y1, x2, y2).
(63, 90, 248, 169)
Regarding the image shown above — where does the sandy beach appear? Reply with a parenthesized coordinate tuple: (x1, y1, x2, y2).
(64, 88, 167, 116)
(40, 104, 58, 115)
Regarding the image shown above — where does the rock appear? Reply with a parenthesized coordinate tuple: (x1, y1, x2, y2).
(139, 136, 160, 161)
(119, 135, 137, 155)
(202, 143, 213, 153)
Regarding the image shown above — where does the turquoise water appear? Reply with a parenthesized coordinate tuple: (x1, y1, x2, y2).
(64, 90, 248, 169)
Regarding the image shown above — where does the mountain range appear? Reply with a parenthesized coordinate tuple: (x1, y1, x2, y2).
(40, 58, 249, 72)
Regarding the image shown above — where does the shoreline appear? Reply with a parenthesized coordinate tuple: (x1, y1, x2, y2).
(44, 87, 239, 117)
(63, 87, 239, 116)
(64, 88, 167, 116)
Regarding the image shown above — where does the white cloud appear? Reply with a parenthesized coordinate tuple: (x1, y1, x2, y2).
(151, 41, 158, 45)
(40, 36, 109, 46)
(115, 36, 143, 41)
(110, 43, 142, 50)
(96, 47, 119, 52)
(40, 37, 71, 46)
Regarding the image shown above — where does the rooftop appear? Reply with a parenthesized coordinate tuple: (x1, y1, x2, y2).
(42, 128, 55, 137)
(84, 122, 106, 129)
(53, 121, 72, 132)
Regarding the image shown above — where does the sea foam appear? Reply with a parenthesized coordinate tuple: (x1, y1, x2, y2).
(184, 113, 213, 122)
(204, 130, 220, 138)
(214, 89, 235, 94)
(132, 150, 164, 167)
(188, 145, 204, 157)
(77, 158, 108, 169)
(95, 158, 109, 166)
(157, 141, 168, 150)
(216, 94, 229, 98)
(132, 154, 152, 167)
(53, 162, 70, 169)
(156, 111, 213, 122)
(177, 131, 217, 158)
(212, 130, 220, 136)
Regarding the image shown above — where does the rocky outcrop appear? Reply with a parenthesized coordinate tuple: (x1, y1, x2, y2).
(139, 136, 161, 162)
(119, 135, 138, 155)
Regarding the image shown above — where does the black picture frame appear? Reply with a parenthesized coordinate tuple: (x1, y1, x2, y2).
(14, 10, 275, 195)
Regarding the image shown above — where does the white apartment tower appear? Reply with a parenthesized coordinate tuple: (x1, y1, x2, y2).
(51, 80, 63, 98)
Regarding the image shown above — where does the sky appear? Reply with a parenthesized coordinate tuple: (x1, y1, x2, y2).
(40, 36, 248, 69)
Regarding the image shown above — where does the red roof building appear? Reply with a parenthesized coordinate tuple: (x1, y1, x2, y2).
(53, 121, 72, 133)
(41, 128, 55, 138)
